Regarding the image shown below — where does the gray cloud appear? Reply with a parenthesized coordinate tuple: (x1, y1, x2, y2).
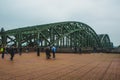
(0, 0, 120, 46)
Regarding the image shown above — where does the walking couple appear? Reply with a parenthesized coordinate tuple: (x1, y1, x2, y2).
(45, 45, 56, 59)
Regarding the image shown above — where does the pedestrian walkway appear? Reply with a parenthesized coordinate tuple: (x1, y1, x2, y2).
(0, 53, 120, 80)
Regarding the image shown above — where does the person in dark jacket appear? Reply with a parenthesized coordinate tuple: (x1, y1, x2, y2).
(45, 46, 51, 59)
(37, 46, 40, 56)
(10, 46, 15, 61)
(19, 47, 22, 56)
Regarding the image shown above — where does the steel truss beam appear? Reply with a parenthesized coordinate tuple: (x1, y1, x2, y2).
(99, 34, 113, 48)
(0, 21, 113, 50)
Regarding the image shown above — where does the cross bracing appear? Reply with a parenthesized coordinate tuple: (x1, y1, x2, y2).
(99, 34, 113, 48)
(0, 21, 113, 50)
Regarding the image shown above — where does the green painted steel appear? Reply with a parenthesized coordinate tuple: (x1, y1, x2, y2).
(99, 34, 113, 48)
(0, 21, 113, 50)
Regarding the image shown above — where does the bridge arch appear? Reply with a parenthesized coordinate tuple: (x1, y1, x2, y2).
(0, 21, 101, 49)
(99, 34, 113, 48)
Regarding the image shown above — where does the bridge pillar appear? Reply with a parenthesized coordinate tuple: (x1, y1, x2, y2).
(16, 33, 22, 48)
(1, 28, 7, 47)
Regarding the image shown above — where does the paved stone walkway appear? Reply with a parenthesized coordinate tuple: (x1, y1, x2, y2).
(0, 53, 120, 80)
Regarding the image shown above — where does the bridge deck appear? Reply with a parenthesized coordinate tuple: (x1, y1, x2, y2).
(0, 53, 120, 80)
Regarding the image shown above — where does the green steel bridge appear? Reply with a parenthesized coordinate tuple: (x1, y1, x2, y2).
(0, 21, 113, 52)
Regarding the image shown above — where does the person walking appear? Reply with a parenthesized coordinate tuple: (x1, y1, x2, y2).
(51, 45, 56, 59)
(79, 47, 82, 54)
(19, 47, 22, 56)
(45, 46, 51, 59)
(74, 46, 77, 53)
(37, 46, 40, 56)
(10, 46, 15, 61)
(26, 46, 29, 53)
(1, 46, 5, 59)
(5, 46, 9, 55)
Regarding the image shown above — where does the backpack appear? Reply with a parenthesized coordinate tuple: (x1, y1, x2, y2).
(0, 48, 4, 52)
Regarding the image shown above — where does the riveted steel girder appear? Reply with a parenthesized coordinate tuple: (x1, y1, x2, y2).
(1, 21, 112, 50)
(99, 34, 113, 48)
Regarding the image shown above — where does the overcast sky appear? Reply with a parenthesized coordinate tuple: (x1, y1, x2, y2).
(0, 0, 120, 46)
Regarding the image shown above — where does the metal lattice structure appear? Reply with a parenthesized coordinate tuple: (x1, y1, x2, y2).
(0, 21, 113, 52)
(99, 34, 113, 49)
